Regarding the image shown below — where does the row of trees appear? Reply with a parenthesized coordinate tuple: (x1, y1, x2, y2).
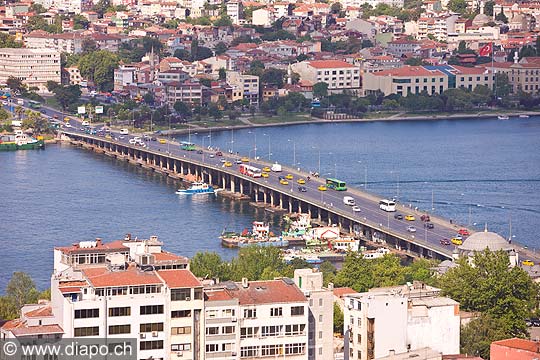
(0, 272, 50, 321)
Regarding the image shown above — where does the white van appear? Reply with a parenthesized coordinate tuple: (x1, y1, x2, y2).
(271, 163, 282, 172)
(81, 120, 89, 126)
(120, 128, 129, 135)
(343, 196, 355, 206)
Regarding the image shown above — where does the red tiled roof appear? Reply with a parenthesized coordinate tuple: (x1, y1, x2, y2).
(333, 287, 357, 298)
(205, 289, 234, 301)
(153, 251, 188, 262)
(157, 269, 202, 288)
(307, 60, 355, 69)
(12, 324, 64, 336)
(55, 240, 128, 255)
(227, 279, 306, 305)
(24, 305, 53, 318)
(492, 338, 540, 353)
(83, 266, 162, 287)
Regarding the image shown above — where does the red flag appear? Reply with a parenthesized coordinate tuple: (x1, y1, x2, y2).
(479, 43, 492, 57)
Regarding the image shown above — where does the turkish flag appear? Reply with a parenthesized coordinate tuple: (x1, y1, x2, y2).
(479, 43, 492, 57)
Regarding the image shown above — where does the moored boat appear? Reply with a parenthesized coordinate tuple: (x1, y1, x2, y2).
(0, 130, 45, 151)
(176, 182, 219, 195)
(519, 114, 530, 118)
(498, 115, 510, 120)
(220, 221, 289, 248)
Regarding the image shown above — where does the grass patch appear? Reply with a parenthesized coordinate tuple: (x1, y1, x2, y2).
(249, 113, 310, 124)
(190, 119, 245, 127)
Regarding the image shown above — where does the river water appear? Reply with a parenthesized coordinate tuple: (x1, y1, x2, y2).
(1, 116, 539, 291)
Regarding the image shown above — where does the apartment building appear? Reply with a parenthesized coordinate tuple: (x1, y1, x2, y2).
(204, 277, 310, 359)
(490, 56, 540, 94)
(226, 71, 259, 105)
(226, 1, 243, 25)
(417, 14, 459, 41)
(0, 48, 60, 92)
(293, 269, 334, 360)
(344, 283, 460, 360)
(165, 81, 203, 106)
(291, 60, 361, 93)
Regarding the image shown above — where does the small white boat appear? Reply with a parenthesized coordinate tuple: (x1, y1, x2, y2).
(176, 182, 219, 195)
(519, 114, 530, 118)
(498, 115, 510, 120)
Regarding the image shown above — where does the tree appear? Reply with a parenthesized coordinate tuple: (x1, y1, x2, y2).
(261, 68, 285, 88)
(215, 41, 228, 55)
(77, 50, 119, 91)
(231, 246, 287, 281)
(447, 0, 467, 13)
(173, 101, 192, 117)
(46, 81, 61, 92)
(143, 92, 155, 105)
(333, 303, 344, 334)
(494, 73, 512, 99)
(0, 33, 22, 48)
(73, 14, 90, 30)
(213, 15, 233, 27)
(174, 48, 191, 61)
(331, 2, 343, 13)
(320, 261, 337, 286)
(218, 68, 227, 81)
(461, 314, 509, 359)
(495, 10, 508, 23)
(53, 85, 82, 111)
(7, 76, 24, 93)
(190, 252, 228, 280)
(81, 38, 98, 54)
(484, 0, 495, 16)
(404, 57, 423, 66)
(6, 272, 40, 312)
(313, 82, 329, 98)
(439, 249, 536, 338)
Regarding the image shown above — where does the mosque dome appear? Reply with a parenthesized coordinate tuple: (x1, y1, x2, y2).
(473, 13, 491, 26)
(459, 228, 511, 252)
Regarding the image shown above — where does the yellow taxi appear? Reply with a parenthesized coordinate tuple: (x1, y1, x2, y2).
(261, 172, 269, 178)
(285, 174, 293, 180)
(318, 185, 327, 191)
(405, 215, 415, 221)
(64, 117, 70, 122)
(297, 178, 306, 184)
(158, 139, 167, 144)
(241, 157, 249, 163)
(224, 161, 232, 167)
(451, 237, 463, 245)
(262, 167, 270, 172)
(279, 179, 289, 185)
(522, 260, 534, 266)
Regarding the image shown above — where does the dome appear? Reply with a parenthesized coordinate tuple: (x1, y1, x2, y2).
(473, 13, 491, 26)
(459, 228, 512, 252)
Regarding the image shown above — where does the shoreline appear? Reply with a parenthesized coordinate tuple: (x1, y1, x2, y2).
(160, 110, 540, 136)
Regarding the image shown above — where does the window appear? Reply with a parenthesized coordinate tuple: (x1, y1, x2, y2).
(108, 325, 130, 335)
(261, 325, 281, 337)
(261, 345, 282, 356)
(270, 307, 283, 317)
(358, 334, 362, 343)
(108, 307, 130, 317)
(284, 324, 305, 335)
(171, 326, 191, 335)
(285, 343, 305, 355)
(319, 331, 323, 339)
(357, 317, 361, 326)
(319, 314, 323, 322)
(171, 343, 191, 351)
(171, 310, 191, 318)
(206, 344, 219, 352)
(140, 305, 163, 315)
(206, 327, 219, 335)
(243, 308, 256, 318)
(222, 326, 235, 334)
(241, 346, 258, 357)
(140, 323, 163, 333)
(223, 309, 235, 317)
(241, 327, 257, 338)
(74, 327, 99, 337)
(140, 341, 163, 351)
(291, 306, 304, 316)
(171, 288, 191, 301)
(74, 309, 99, 319)
(319, 298, 323, 306)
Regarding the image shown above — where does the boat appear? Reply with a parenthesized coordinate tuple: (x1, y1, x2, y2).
(0, 130, 45, 151)
(519, 114, 530, 118)
(498, 115, 510, 120)
(176, 182, 219, 195)
(282, 213, 311, 237)
(220, 221, 289, 248)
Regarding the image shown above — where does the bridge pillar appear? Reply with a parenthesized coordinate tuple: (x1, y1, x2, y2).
(209, 172, 213, 185)
(279, 193, 283, 208)
(239, 181, 244, 195)
(230, 177, 235, 193)
(263, 190, 267, 204)
(288, 198, 292, 213)
(270, 192, 275, 207)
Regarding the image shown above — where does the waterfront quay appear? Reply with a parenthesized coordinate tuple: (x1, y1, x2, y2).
(62, 125, 537, 264)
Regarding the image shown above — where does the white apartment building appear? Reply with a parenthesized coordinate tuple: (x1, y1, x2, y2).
(0, 48, 61, 92)
(344, 283, 460, 360)
(417, 14, 459, 41)
(226, 71, 259, 105)
(226, 1, 243, 25)
(114, 65, 137, 91)
(204, 277, 311, 359)
(293, 269, 334, 360)
(291, 60, 361, 93)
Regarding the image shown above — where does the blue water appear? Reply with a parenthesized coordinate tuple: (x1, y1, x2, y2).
(1, 116, 539, 291)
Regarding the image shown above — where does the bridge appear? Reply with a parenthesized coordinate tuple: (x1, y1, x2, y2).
(60, 123, 482, 262)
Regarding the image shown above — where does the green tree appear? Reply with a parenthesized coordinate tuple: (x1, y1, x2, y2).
(218, 68, 227, 80)
(484, 0, 495, 16)
(81, 39, 98, 54)
(0, 33, 22, 48)
(143, 92, 155, 105)
(495, 10, 508, 23)
(46, 81, 61, 92)
(494, 73, 512, 98)
(404, 57, 423, 66)
(7, 76, 25, 93)
(190, 252, 228, 280)
(231, 246, 286, 281)
(77, 50, 119, 91)
(261, 68, 285, 88)
(73, 14, 90, 30)
(461, 314, 509, 359)
(448, 0, 467, 13)
(173, 101, 192, 117)
(313, 82, 329, 98)
(6, 272, 40, 312)
(440, 249, 536, 337)
(53, 85, 82, 111)
(331, 2, 343, 13)
(30, 3, 47, 13)
(333, 302, 344, 334)
(215, 41, 228, 55)
(174, 48, 191, 61)
(213, 15, 233, 27)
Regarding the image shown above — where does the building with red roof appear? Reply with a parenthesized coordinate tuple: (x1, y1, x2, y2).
(491, 338, 540, 359)
(291, 59, 361, 93)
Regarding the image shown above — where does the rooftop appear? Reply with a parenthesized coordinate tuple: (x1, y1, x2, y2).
(55, 239, 128, 255)
(491, 337, 540, 353)
(307, 60, 356, 69)
(225, 279, 306, 305)
(157, 269, 202, 289)
(82, 265, 162, 288)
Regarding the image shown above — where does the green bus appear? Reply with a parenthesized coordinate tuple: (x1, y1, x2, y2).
(326, 178, 347, 191)
(180, 141, 196, 151)
(28, 100, 42, 109)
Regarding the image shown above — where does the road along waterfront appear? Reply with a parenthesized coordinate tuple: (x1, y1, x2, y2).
(1, 116, 539, 290)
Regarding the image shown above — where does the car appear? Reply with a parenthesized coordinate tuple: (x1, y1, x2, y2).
(298, 186, 307, 192)
(262, 167, 271, 172)
(458, 228, 470, 236)
(522, 260, 534, 266)
(318, 185, 327, 191)
(216, 151, 223, 156)
(40, 109, 46, 114)
(235, 159, 243, 164)
(64, 117, 70, 122)
(64, 123, 72, 128)
(150, 137, 157, 141)
(421, 214, 431, 222)
(261, 172, 269, 178)
(220, 158, 227, 163)
(159, 139, 166, 144)
(394, 213, 403, 220)
(352, 206, 361, 212)
(454, 234, 463, 240)
(209, 154, 215, 158)
(407, 225, 417, 233)
(53, 115, 59, 119)
(80, 127, 86, 131)
(285, 174, 293, 180)
(451, 237, 463, 245)
(440, 238, 451, 246)
(424, 222, 434, 229)
(81, 120, 90, 126)
(129, 138, 137, 144)
(224, 161, 232, 167)
(297, 178, 306, 184)
(280, 179, 289, 185)
(241, 157, 249, 163)
(197, 150, 203, 154)
(143, 135, 150, 141)
(405, 215, 415, 221)
(531, 318, 540, 327)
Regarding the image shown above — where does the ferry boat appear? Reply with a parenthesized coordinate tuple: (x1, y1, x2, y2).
(220, 221, 289, 248)
(498, 115, 510, 120)
(282, 213, 311, 237)
(0, 130, 45, 151)
(176, 182, 218, 195)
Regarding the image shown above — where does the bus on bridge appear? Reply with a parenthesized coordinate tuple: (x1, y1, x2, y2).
(239, 164, 262, 178)
(180, 141, 196, 151)
(28, 100, 42, 109)
(326, 178, 347, 191)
